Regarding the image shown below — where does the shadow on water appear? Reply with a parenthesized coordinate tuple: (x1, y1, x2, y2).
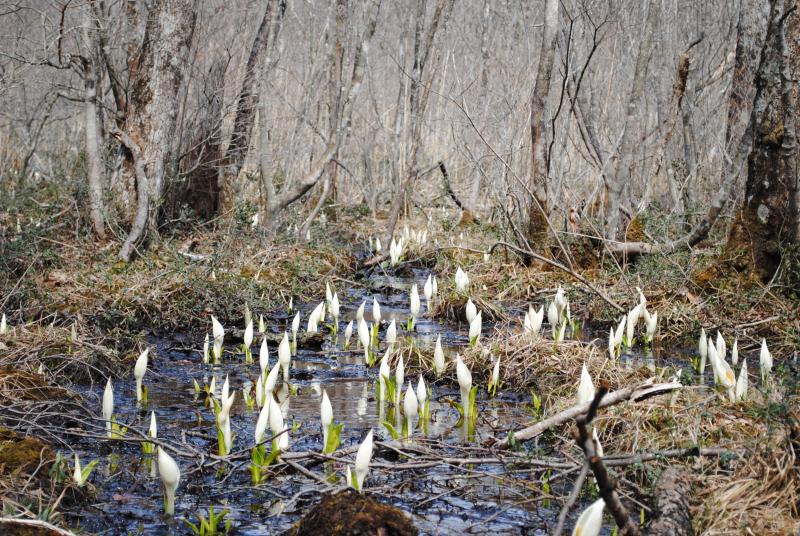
(65, 269, 549, 535)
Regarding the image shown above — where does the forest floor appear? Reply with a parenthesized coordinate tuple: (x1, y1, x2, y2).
(0, 196, 798, 535)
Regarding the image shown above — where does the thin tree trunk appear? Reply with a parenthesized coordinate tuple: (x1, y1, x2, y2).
(82, 25, 105, 238)
(606, 0, 658, 240)
(219, 0, 283, 214)
(526, 0, 559, 253)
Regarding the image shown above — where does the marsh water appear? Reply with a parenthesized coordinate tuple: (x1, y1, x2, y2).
(63, 269, 670, 535)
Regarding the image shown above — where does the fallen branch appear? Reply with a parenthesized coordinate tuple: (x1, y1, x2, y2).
(489, 380, 682, 448)
(575, 383, 639, 535)
(0, 517, 76, 536)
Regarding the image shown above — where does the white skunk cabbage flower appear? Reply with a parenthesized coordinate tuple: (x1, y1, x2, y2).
(572, 497, 605, 536)
(707, 341, 721, 385)
(614, 317, 625, 349)
(403, 381, 419, 436)
(211, 316, 224, 361)
(717, 356, 736, 401)
(554, 286, 567, 317)
(157, 447, 180, 515)
(608, 327, 616, 360)
(735, 359, 748, 402)
(386, 320, 397, 348)
(307, 302, 324, 333)
(698, 328, 708, 373)
(645, 311, 658, 343)
(577, 363, 595, 406)
(356, 301, 365, 323)
(372, 297, 381, 324)
(410, 284, 421, 319)
(547, 302, 559, 337)
(255, 397, 270, 444)
(760, 338, 772, 381)
(433, 335, 445, 376)
(325, 282, 333, 307)
(278, 332, 291, 383)
(716, 331, 726, 363)
(259, 338, 269, 376)
(358, 318, 370, 350)
(375, 238, 382, 253)
(455, 267, 469, 292)
(264, 361, 281, 394)
(343, 320, 354, 349)
(255, 374, 265, 408)
(244, 319, 254, 349)
(378, 350, 391, 400)
(490, 356, 501, 390)
(432, 275, 438, 297)
(731, 338, 739, 366)
(555, 321, 566, 343)
(396, 355, 405, 406)
(102, 378, 114, 436)
(149, 411, 158, 439)
(258, 314, 266, 334)
(625, 306, 639, 346)
(134, 348, 149, 403)
(320, 389, 333, 449)
(525, 305, 543, 335)
(354, 430, 374, 491)
(592, 427, 604, 458)
(73, 453, 88, 486)
(0, 313, 6, 335)
(331, 293, 340, 324)
(456, 355, 473, 419)
(218, 391, 235, 454)
(465, 298, 477, 324)
(469, 311, 482, 346)
(416, 376, 427, 411)
(202, 334, 209, 364)
(209, 376, 217, 397)
(268, 395, 288, 450)
(221, 374, 230, 402)
(424, 275, 433, 302)
(291, 312, 300, 337)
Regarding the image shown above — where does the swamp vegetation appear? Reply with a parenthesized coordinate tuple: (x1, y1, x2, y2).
(1, 0, 800, 535)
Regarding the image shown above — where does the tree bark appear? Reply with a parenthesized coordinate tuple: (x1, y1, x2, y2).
(82, 24, 106, 238)
(118, 0, 196, 260)
(606, 1, 658, 240)
(727, 0, 799, 281)
(607, 2, 772, 256)
(219, 0, 284, 214)
(647, 468, 693, 536)
(526, 0, 559, 253)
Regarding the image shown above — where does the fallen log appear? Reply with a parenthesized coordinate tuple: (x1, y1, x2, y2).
(647, 467, 694, 536)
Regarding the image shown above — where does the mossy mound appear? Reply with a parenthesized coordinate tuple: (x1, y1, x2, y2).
(0, 429, 53, 475)
(287, 489, 417, 536)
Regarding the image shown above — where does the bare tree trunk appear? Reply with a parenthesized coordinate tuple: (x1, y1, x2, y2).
(118, 0, 196, 261)
(82, 24, 106, 238)
(299, 0, 346, 241)
(384, 0, 454, 244)
(526, 0, 559, 253)
(262, 0, 381, 229)
(727, 0, 799, 281)
(606, 0, 658, 240)
(219, 0, 284, 214)
(608, 0, 772, 256)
